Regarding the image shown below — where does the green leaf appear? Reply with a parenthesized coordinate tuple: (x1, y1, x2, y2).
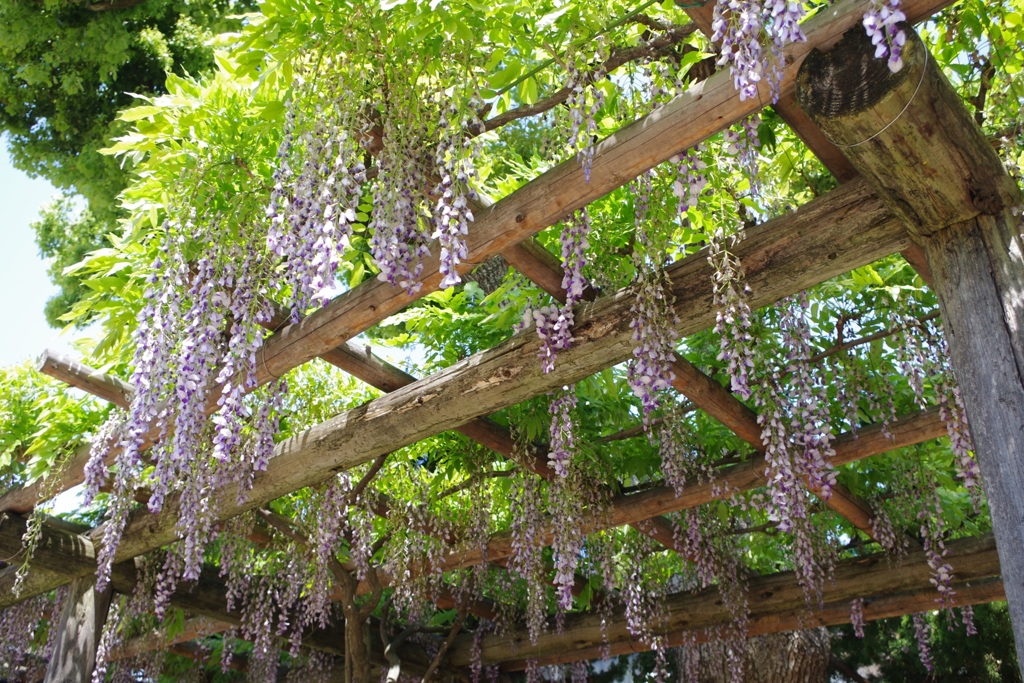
(118, 106, 163, 122)
(518, 76, 539, 105)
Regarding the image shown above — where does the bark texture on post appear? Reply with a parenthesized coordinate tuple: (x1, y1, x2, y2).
(688, 628, 830, 683)
(44, 577, 113, 683)
(797, 24, 1024, 673)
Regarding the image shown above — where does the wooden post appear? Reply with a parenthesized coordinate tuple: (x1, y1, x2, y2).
(44, 577, 113, 683)
(796, 25, 1024, 670)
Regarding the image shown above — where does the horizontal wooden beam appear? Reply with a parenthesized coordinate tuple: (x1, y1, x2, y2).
(0, 174, 914, 607)
(437, 407, 946, 573)
(110, 615, 230, 663)
(449, 533, 1001, 668)
(0, 0, 911, 518)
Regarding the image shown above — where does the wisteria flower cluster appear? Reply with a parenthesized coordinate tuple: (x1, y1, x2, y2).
(672, 146, 707, 214)
(894, 309, 982, 507)
(627, 173, 679, 418)
(525, 208, 593, 373)
(711, 0, 806, 102)
(548, 386, 578, 478)
(709, 229, 756, 400)
(850, 597, 866, 638)
(912, 612, 935, 671)
(566, 52, 608, 183)
(723, 114, 763, 200)
(863, 0, 907, 73)
(779, 293, 837, 498)
(86, 204, 289, 591)
(266, 94, 367, 320)
(433, 101, 482, 289)
(751, 295, 841, 604)
(370, 105, 434, 296)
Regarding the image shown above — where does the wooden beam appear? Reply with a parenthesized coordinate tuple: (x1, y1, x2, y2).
(1, 175, 914, 607)
(448, 533, 1001, 668)
(43, 577, 114, 683)
(670, 357, 762, 446)
(0, 0, 924, 518)
(36, 350, 132, 410)
(436, 408, 946, 573)
(110, 615, 230, 662)
(797, 25, 1024, 672)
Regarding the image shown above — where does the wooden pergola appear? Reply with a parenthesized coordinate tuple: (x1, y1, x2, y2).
(1, 0, 1021, 679)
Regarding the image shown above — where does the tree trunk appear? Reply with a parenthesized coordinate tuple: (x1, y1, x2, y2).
(679, 628, 831, 683)
(43, 577, 113, 683)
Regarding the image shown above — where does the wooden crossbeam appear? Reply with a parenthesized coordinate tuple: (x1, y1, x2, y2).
(110, 615, 230, 663)
(433, 408, 946, 574)
(0, 174, 915, 607)
(37, 350, 131, 410)
(0, 0, 924, 518)
(448, 533, 1002, 669)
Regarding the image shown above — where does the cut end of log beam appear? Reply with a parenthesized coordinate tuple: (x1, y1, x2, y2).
(795, 24, 1021, 237)
(797, 25, 918, 120)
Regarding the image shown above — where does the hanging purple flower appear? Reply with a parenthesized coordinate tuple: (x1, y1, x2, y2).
(863, 0, 907, 73)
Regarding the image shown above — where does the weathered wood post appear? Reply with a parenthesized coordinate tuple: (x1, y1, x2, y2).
(796, 25, 1024, 669)
(44, 577, 113, 683)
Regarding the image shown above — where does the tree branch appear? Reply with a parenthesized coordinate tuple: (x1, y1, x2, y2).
(420, 612, 466, 682)
(480, 23, 704, 133)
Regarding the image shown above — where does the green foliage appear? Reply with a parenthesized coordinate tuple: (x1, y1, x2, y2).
(0, 362, 108, 491)
(31, 197, 113, 328)
(0, 0, 250, 216)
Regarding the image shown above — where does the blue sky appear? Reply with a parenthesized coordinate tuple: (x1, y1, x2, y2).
(0, 137, 79, 368)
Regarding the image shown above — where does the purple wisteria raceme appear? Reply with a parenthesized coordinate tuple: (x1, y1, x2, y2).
(724, 114, 763, 198)
(433, 102, 481, 289)
(673, 147, 707, 214)
(508, 473, 547, 644)
(566, 55, 606, 183)
(912, 612, 934, 671)
(710, 230, 755, 400)
(627, 173, 679, 418)
(712, 0, 806, 102)
(962, 605, 977, 636)
(549, 476, 587, 611)
(548, 385, 578, 478)
(370, 100, 433, 295)
(780, 293, 837, 498)
(863, 0, 907, 72)
(936, 365, 982, 509)
(850, 597, 866, 638)
(266, 99, 367, 320)
(526, 208, 593, 373)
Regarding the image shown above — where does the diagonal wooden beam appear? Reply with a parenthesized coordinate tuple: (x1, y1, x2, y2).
(433, 408, 946, 574)
(670, 357, 909, 544)
(37, 350, 132, 410)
